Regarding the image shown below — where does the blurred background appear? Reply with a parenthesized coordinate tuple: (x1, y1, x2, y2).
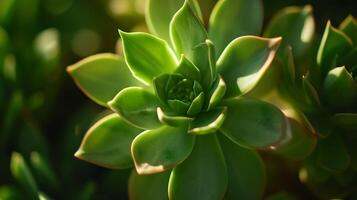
(0, 0, 356, 199)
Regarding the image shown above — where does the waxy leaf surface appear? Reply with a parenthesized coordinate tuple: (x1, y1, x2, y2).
(75, 114, 142, 169)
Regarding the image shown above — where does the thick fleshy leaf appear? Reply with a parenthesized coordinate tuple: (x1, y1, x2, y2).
(109, 87, 162, 129)
(207, 75, 226, 110)
(209, 0, 263, 56)
(191, 40, 216, 90)
(186, 92, 204, 116)
(217, 36, 281, 97)
(168, 134, 227, 200)
(317, 22, 353, 74)
(318, 133, 350, 172)
(174, 56, 201, 81)
(129, 170, 170, 200)
(75, 114, 142, 169)
(264, 5, 315, 58)
(274, 118, 317, 160)
(157, 107, 193, 127)
(168, 99, 190, 115)
(119, 31, 178, 84)
(131, 125, 194, 174)
(323, 66, 357, 110)
(170, 0, 207, 59)
(146, 0, 202, 44)
(10, 152, 38, 199)
(218, 134, 265, 200)
(188, 107, 227, 135)
(339, 15, 357, 45)
(332, 113, 357, 131)
(220, 98, 287, 148)
(67, 53, 140, 107)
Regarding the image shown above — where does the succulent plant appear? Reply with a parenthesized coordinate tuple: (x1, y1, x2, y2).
(67, 0, 322, 199)
(299, 16, 357, 197)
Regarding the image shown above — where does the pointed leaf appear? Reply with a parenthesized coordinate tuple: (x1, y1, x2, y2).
(10, 152, 38, 199)
(218, 134, 265, 200)
(157, 107, 193, 127)
(67, 53, 140, 106)
(217, 36, 281, 97)
(264, 5, 315, 58)
(174, 56, 201, 81)
(109, 87, 162, 129)
(191, 40, 216, 90)
(220, 98, 287, 148)
(75, 113, 142, 169)
(186, 92, 204, 116)
(188, 107, 227, 135)
(170, 0, 207, 59)
(318, 133, 350, 172)
(131, 125, 194, 174)
(274, 118, 317, 160)
(207, 75, 226, 110)
(120, 31, 178, 84)
(146, 0, 202, 44)
(168, 134, 227, 200)
(317, 22, 353, 74)
(339, 15, 357, 45)
(323, 66, 357, 110)
(168, 99, 190, 116)
(129, 170, 170, 200)
(209, 0, 263, 56)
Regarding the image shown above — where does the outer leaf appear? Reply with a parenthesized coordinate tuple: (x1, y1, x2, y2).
(188, 107, 227, 135)
(218, 134, 265, 200)
(146, 0, 202, 44)
(109, 87, 162, 129)
(318, 133, 350, 172)
(129, 170, 170, 200)
(317, 21, 353, 74)
(207, 75, 226, 110)
(323, 66, 357, 110)
(274, 118, 317, 160)
(220, 98, 287, 148)
(170, 0, 207, 59)
(209, 0, 263, 56)
(264, 5, 315, 58)
(157, 107, 193, 127)
(67, 53, 140, 107)
(339, 15, 357, 45)
(120, 31, 178, 84)
(168, 134, 227, 200)
(131, 125, 194, 174)
(217, 36, 281, 97)
(10, 152, 38, 199)
(75, 113, 142, 169)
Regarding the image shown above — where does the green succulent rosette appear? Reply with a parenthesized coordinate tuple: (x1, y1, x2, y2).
(277, 15, 357, 198)
(67, 0, 316, 199)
